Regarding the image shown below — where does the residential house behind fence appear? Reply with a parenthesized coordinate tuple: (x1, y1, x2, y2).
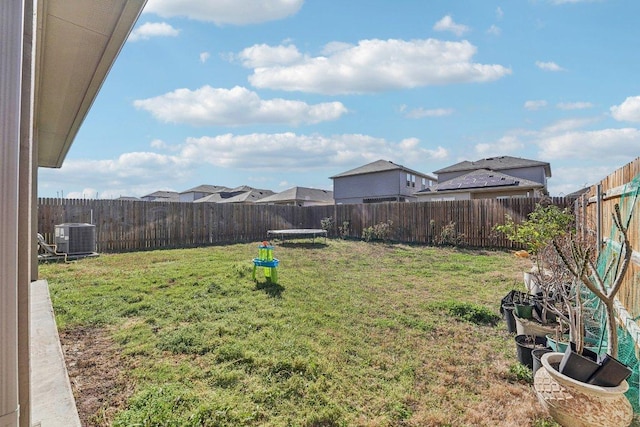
(416, 156, 551, 201)
(331, 159, 436, 204)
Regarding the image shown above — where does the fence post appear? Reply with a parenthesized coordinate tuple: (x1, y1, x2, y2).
(596, 184, 603, 257)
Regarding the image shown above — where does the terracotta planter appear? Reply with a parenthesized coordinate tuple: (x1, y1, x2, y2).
(534, 352, 632, 427)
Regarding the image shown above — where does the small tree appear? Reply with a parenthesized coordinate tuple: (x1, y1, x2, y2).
(553, 204, 632, 359)
(321, 217, 335, 236)
(338, 220, 350, 239)
(362, 220, 393, 243)
(535, 234, 589, 353)
(494, 204, 574, 256)
(495, 203, 575, 325)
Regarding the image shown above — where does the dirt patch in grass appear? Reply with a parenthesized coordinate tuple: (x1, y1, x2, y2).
(60, 326, 132, 427)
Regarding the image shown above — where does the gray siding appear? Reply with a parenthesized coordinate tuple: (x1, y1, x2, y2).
(333, 170, 414, 203)
(504, 167, 547, 185)
(180, 191, 209, 202)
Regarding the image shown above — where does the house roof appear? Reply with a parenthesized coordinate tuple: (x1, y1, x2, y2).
(180, 185, 229, 194)
(255, 187, 334, 204)
(565, 186, 590, 199)
(330, 159, 436, 180)
(433, 156, 552, 178)
(193, 193, 227, 203)
(416, 169, 544, 194)
(216, 189, 275, 203)
(36, 0, 147, 168)
(227, 185, 255, 193)
(192, 187, 254, 203)
(142, 191, 180, 201)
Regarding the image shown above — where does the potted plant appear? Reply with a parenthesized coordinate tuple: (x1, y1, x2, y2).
(533, 204, 634, 426)
(495, 203, 573, 337)
(551, 205, 632, 382)
(515, 334, 547, 369)
(530, 234, 602, 381)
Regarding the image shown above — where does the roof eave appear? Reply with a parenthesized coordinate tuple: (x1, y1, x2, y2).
(35, 0, 147, 168)
(423, 184, 543, 195)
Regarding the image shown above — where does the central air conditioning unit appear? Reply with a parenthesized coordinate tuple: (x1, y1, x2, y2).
(54, 223, 96, 254)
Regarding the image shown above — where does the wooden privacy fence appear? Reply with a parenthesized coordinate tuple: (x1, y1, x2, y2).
(576, 157, 640, 339)
(38, 196, 571, 253)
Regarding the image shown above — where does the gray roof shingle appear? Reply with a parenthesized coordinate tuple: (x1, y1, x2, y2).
(417, 169, 544, 193)
(433, 156, 551, 177)
(216, 189, 275, 203)
(256, 187, 333, 204)
(330, 159, 435, 180)
(180, 185, 229, 194)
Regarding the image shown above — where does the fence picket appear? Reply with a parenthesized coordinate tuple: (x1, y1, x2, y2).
(37, 197, 572, 253)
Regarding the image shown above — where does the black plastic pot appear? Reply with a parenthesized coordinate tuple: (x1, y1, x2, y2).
(502, 303, 516, 334)
(588, 354, 633, 387)
(559, 342, 600, 382)
(515, 335, 546, 369)
(532, 347, 553, 375)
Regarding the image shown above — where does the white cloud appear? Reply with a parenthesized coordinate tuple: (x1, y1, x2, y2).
(180, 132, 448, 170)
(487, 25, 501, 36)
(535, 61, 566, 72)
(236, 44, 304, 67)
(321, 41, 353, 56)
(66, 188, 99, 199)
(243, 39, 511, 95)
(536, 128, 640, 160)
(199, 52, 210, 63)
(40, 132, 446, 197)
(475, 135, 525, 156)
(143, 0, 304, 25)
(150, 139, 168, 149)
(133, 85, 348, 126)
(129, 22, 180, 41)
(478, 119, 638, 195)
(556, 101, 593, 110)
(433, 15, 470, 37)
(549, 166, 609, 196)
(541, 118, 596, 134)
(38, 152, 193, 198)
(402, 107, 454, 119)
(610, 96, 640, 122)
(496, 7, 504, 19)
(524, 100, 548, 110)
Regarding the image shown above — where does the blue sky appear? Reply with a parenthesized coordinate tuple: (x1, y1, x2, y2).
(38, 0, 640, 199)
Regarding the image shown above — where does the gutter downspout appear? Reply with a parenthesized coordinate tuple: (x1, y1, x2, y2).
(0, 0, 25, 425)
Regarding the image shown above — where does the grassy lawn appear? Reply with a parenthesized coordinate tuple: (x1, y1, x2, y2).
(40, 239, 556, 426)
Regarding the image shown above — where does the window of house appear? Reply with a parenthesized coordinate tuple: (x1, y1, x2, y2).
(406, 173, 415, 187)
